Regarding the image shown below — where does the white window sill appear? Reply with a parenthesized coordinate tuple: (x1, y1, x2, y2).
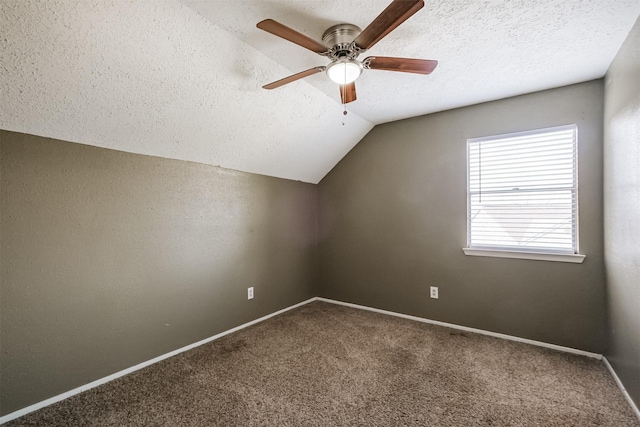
(462, 248, 586, 263)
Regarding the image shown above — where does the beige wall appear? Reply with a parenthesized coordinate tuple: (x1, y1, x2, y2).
(4, 71, 635, 417)
(318, 81, 606, 353)
(0, 131, 318, 415)
(604, 16, 640, 409)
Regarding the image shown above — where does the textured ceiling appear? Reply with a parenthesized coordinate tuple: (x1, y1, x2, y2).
(1, 1, 639, 183)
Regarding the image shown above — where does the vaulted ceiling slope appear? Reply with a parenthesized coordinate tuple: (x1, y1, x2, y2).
(1, 1, 639, 184)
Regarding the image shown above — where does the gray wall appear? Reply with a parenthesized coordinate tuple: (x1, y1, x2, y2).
(318, 81, 606, 353)
(0, 131, 318, 416)
(604, 16, 640, 409)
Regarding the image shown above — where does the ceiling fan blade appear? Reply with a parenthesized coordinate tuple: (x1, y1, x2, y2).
(354, 0, 424, 50)
(340, 82, 357, 104)
(364, 56, 438, 75)
(257, 19, 327, 55)
(262, 66, 326, 90)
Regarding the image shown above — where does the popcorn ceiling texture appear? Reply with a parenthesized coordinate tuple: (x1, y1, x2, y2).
(184, 0, 640, 124)
(0, 0, 373, 184)
(1, 0, 639, 183)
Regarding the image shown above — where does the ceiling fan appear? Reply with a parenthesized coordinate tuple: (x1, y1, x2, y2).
(257, 0, 437, 104)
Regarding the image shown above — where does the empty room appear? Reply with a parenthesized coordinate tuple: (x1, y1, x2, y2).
(1, 0, 639, 425)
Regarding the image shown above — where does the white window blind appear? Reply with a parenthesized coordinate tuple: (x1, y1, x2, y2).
(467, 125, 578, 254)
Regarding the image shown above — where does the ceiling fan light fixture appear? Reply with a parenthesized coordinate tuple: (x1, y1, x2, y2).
(326, 59, 363, 85)
(257, 0, 435, 103)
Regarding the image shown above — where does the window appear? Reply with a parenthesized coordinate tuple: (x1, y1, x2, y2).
(463, 125, 585, 263)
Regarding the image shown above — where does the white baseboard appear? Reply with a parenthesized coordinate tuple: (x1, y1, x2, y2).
(0, 297, 318, 425)
(316, 297, 603, 359)
(603, 357, 640, 421)
(4, 296, 628, 425)
(325, 296, 640, 420)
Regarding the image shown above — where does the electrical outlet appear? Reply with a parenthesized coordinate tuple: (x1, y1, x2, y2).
(430, 286, 439, 299)
(248, 287, 254, 300)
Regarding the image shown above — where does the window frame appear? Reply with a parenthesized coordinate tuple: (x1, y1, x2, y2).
(463, 125, 585, 263)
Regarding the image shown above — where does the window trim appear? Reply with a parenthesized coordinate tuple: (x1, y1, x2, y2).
(462, 248, 585, 263)
(464, 124, 585, 263)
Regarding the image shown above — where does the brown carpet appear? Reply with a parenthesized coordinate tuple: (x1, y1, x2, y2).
(6, 301, 639, 426)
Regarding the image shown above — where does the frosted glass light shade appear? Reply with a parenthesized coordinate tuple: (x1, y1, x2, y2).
(326, 60, 363, 84)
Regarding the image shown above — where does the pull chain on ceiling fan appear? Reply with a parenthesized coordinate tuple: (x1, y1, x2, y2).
(257, 0, 438, 104)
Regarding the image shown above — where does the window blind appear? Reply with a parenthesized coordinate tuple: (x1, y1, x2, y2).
(467, 125, 578, 254)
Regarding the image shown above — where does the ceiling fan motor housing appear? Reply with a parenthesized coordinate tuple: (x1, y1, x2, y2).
(322, 24, 362, 60)
(257, 0, 436, 103)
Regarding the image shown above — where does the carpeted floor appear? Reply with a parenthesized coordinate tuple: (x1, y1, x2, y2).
(6, 301, 639, 426)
